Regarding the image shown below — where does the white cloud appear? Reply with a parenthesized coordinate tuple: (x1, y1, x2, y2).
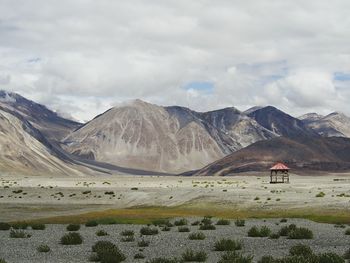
(0, 0, 349, 121)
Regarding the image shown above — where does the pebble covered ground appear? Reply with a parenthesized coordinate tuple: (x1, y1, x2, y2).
(0, 218, 350, 263)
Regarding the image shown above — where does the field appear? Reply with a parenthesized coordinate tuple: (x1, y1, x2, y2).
(0, 218, 350, 262)
(1, 173, 350, 262)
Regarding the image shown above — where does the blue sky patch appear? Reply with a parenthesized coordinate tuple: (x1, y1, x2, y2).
(184, 81, 214, 94)
(334, 72, 350, 81)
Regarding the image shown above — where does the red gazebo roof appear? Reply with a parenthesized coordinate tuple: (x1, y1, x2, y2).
(270, 162, 290, 170)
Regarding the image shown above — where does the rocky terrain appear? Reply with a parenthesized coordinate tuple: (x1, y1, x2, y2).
(0, 107, 87, 176)
(0, 218, 349, 263)
(193, 136, 350, 176)
(301, 112, 350, 138)
(1, 90, 350, 176)
(63, 100, 276, 173)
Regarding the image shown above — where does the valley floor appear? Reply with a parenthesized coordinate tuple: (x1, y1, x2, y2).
(0, 218, 349, 262)
(0, 173, 350, 223)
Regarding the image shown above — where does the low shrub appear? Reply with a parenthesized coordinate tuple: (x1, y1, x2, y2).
(31, 223, 45, 230)
(317, 252, 344, 263)
(121, 235, 135, 242)
(138, 239, 150, 247)
(96, 230, 108, 236)
(216, 219, 230, 225)
(121, 230, 134, 236)
(178, 226, 190, 232)
(218, 251, 253, 263)
(66, 224, 80, 231)
(134, 253, 145, 259)
(201, 216, 212, 225)
(191, 221, 200, 226)
(214, 238, 242, 251)
(140, 227, 159, 235)
(0, 222, 10, 231)
(199, 224, 216, 230)
(0, 259, 7, 263)
(60, 232, 83, 245)
(288, 227, 313, 239)
(181, 249, 207, 262)
(258, 256, 275, 263)
(278, 224, 297, 236)
(85, 220, 98, 227)
(248, 226, 271, 237)
(161, 226, 171, 231)
(174, 218, 188, 226)
(152, 219, 170, 226)
(235, 219, 245, 227)
(146, 258, 180, 263)
(344, 248, 350, 259)
(92, 240, 126, 263)
(10, 229, 31, 238)
(258, 251, 344, 263)
(345, 228, 350, 235)
(289, 244, 313, 257)
(37, 244, 50, 253)
(316, 192, 326, 197)
(188, 232, 205, 240)
(269, 233, 280, 239)
(280, 218, 288, 223)
(11, 222, 28, 229)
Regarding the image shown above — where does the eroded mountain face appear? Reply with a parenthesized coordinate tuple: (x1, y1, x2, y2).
(0, 91, 81, 141)
(0, 108, 85, 176)
(63, 100, 277, 173)
(301, 112, 350, 138)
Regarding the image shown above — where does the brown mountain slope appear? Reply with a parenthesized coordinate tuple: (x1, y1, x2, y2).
(193, 136, 350, 176)
(0, 108, 90, 176)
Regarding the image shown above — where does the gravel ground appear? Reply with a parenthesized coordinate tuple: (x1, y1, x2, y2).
(0, 218, 349, 263)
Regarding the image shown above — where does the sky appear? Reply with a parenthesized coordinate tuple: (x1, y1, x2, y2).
(0, 0, 349, 122)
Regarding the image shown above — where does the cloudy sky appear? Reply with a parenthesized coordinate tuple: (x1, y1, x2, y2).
(0, 0, 349, 122)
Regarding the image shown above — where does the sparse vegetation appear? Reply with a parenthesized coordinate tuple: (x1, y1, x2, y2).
(91, 240, 126, 263)
(214, 238, 242, 251)
(289, 243, 313, 257)
(85, 220, 98, 227)
(0, 222, 10, 231)
(161, 226, 171, 231)
(10, 229, 31, 238)
(138, 239, 150, 247)
(146, 258, 180, 263)
(181, 249, 207, 262)
(134, 253, 145, 259)
(316, 192, 326, 197)
(37, 244, 50, 253)
(178, 226, 190, 232)
(235, 219, 245, 227)
(218, 251, 253, 263)
(121, 230, 134, 236)
(248, 226, 271, 237)
(188, 232, 205, 240)
(11, 222, 28, 229)
(288, 227, 313, 239)
(140, 226, 159, 235)
(216, 219, 230, 225)
(31, 223, 45, 230)
(60, 232, 83, 245)
(174, 218, 188, 226)
(96, 230, 108, 236)
(121, 235, 135, 242)
(67, 224, 80, 231)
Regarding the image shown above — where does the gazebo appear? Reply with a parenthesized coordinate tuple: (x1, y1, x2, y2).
(270, 162, 290, 183)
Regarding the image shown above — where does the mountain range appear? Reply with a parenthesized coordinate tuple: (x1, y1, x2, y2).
(1, 90, 350, 176)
